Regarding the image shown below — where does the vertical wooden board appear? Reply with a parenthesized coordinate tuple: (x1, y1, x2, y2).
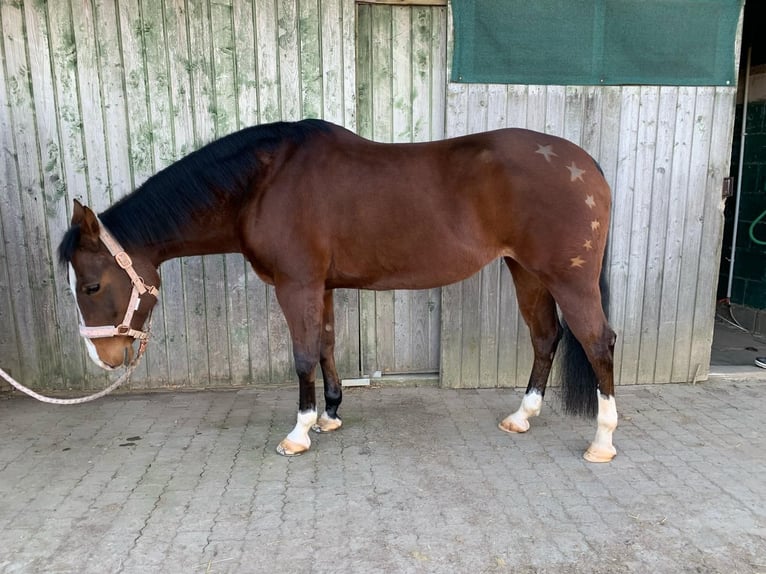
(414, 290, 438, 372)
(210, 0, 236, 136)
(355, 3, 373, 137)
(439, 281, 462, 388)
(268, 286, 293, 383)
(563, 86, 584, 146)
(47, 0, 103, 385)
(359, 290, 377, 375)
(637, 87, 677, 383)
(654, 87, 695, 383)
(393, 290, 412, 369)
(458, 272, 482, 388)
(225, 255, 251, 384)
(544, 85, 566, 137)
(597, 87, 622, 369)
(211, 0, 249, 384)
(245, 277, 271, 384)
(620, 86, 660, 385)
(370, 4, 392, 141)
(506, 85, 528, 128)
(496, 260, 520, 388)
(23, 0, 83, 384)
(73, 1, 109, 209)
(525, 85, 547, 132)
(580, 87, 603, 159)
(117, 0, 152, 186)
(91, 0, 131, 199)
(466, 84, 488, 133)
(478, 260, 500, 387)
(141, 0, 184, 385)
(427, 288, 440, 370)
(234, 1, 274, 384)
(672, 88, 715, 382)
(445, 81, 468, 137)
(333, 289, 360, 378)
(163, 0, 197, 385)
(486, 84, 508, 130)
(186, 0, 227, 386)
(320, 0, 343, 124)
(277, 0, 300, 120)
(410, 6, 430, 141)
(689, 88, 736, 379)
(429, 5, 446, 139)
(114, 0, 154, 387)
(255, 0, 280, 122)
(299, 0, 322, 119)
(609, 87, 639, 385)
(391, 6, 411, 140)
(0, 17, 26, 383)
(233, 0, 258, 127)
(2, 1, 61, 386)
(341, 0, 356, 129)
(375, 291, 396, 372)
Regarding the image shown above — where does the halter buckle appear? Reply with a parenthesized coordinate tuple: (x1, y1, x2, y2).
(115, 251, 133, 269)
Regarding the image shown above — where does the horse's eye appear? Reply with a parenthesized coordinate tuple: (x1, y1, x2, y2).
(84, 283, 100, 295)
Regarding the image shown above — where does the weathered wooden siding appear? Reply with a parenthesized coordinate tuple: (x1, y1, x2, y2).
(0, 0, 739, 393)
(356, 2, 446, 375)
(441, 83, 736, 387)
(0, 0, 359, 390)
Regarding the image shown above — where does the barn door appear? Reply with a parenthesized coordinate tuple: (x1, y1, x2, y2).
(355, 2, 448, 376)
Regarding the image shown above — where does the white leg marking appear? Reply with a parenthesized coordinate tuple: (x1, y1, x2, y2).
(585, 391, 618, 462)
(69, 264, 114, 371)
(285, 409, 318, 449)
(499, 390, 543, 433)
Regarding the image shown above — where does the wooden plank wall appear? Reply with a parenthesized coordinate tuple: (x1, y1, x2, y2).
(441, 84, 737, 387)
(0, 0, 359, 390)
(355, 3, 446, 375)
(0, 0, 739, 392)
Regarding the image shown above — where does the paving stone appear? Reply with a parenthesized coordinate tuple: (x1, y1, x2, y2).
(1, 380, 765, 572)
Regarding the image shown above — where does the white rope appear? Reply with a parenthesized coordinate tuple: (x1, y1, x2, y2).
(0, 357, 142, 405)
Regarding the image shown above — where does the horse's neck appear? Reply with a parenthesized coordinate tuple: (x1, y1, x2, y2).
(144, 211, 243, 266)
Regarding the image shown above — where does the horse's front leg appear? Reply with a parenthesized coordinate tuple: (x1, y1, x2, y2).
(274, 282, 324, 456)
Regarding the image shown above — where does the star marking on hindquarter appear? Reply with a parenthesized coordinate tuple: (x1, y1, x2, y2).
(570, 256, 586, 268)
(591, 219, 601, 231)
(583, 239, 593, 250)
(535, 144, 558, 163)
(566, 162, 586, 182)
(585, 195, 596, 209)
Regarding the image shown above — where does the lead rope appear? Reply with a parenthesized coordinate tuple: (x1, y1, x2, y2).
(0, 319, 152, 405)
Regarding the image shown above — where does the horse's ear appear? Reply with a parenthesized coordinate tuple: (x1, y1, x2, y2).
(72, 200, 100, 239)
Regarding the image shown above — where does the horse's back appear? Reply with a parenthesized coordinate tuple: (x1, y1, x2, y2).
(244, 122, 610, 290)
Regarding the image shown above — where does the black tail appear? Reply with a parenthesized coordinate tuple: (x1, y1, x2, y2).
(559, 252, 610, 418)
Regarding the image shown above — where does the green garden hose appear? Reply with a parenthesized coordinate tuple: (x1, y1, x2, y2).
(750, 208, 766, 246)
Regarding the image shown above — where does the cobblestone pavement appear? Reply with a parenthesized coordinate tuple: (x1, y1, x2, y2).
(1, 379, 765, 573)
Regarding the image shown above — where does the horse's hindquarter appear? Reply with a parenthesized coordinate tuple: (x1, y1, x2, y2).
(244, 126, 611, 290)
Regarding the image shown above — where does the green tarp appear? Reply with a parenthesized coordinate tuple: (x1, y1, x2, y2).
(451, 0, 742, 86)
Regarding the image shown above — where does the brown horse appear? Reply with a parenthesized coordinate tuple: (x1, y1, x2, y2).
(60, 119, 617, 462)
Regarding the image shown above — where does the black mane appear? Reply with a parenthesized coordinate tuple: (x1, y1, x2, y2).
(58, 119, 330, 263)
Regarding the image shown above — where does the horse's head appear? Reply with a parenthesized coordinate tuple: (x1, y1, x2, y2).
(64, 200, 160, 370)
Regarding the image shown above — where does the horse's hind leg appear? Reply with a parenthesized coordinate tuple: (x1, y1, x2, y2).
(313, 290, 343, 433)
(556, 288, 618, 463)
(499, 258, 562, 434)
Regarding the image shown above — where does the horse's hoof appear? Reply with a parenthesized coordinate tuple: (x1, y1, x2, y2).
(583, 444, 616, 463)
(498, 417, 529, 434)
(312, 412, 342, 433)
(276, 438, 309, 457)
